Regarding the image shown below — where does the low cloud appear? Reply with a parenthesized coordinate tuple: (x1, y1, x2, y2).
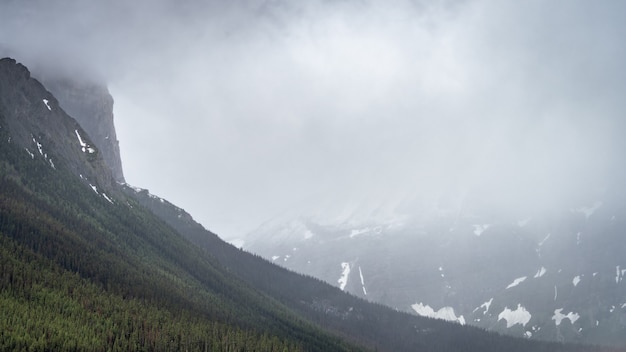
(2, 0, 625, 236)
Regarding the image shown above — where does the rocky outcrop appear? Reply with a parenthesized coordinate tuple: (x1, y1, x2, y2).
(40, 78, 125, 183)
(0, 57, 114, 190)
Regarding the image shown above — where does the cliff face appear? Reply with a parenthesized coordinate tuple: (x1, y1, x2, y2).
(0, 57, 114, 190)
(41, 78, 125, 183)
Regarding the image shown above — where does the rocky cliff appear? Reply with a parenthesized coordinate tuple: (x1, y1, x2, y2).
(40, 78, 125, 183)
(0, 57, 115, 191)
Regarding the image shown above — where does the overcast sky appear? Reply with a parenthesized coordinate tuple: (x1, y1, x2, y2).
(1, 0, 625, 238)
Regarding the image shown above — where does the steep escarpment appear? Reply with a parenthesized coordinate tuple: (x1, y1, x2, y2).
(0, 57, 114, 191)
(40, 77, 125, 182)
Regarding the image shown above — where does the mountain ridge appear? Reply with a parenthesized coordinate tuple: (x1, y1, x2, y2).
(244, 190, 626, 346)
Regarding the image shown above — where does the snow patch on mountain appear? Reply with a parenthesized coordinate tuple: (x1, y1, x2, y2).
(338, 262, 351, 290)
(33, 138, 43, 156)
(554, 285, 558, 301)
(411, 303, 465, 325)
(28, 137, 56, 169)
(506, 276, 527, 289)
(616, 266, 625, 284)
(102, 193, 114, 204)
(498, 304, 531, 328)
(473, 298, 493, 315)
(74, 129, 96, 154)
(534, 267, 547, 278)
(42, 98, 51, 111)
(552, 309, 579, 326)
(358, 266, 367, 295)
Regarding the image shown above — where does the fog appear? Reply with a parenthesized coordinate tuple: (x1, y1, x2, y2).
(2, 0, 625, 237)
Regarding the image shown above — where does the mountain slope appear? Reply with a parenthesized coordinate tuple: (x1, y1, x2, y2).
(244, 189, 626, 347)
(126, 174, 623, 352)
(1, 57, 620, 351)
(0, 57, 361, 351)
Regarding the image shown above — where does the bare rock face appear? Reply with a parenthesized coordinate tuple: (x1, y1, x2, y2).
(0, 57, 114, 190)
(40, 78, 125, 183)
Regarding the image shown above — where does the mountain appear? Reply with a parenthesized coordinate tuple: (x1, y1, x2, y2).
(40, 77, 125, 183)
(0, 57, 353, 351)
(244, 185, 626, 347)
(0, 58, 114, 191)
(0, 56, 620, 351)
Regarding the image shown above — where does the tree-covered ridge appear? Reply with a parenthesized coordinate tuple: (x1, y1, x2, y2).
(0, 234, 304, 352)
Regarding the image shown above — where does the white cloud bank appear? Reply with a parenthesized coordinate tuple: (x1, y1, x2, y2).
(2, 0, 625, 237)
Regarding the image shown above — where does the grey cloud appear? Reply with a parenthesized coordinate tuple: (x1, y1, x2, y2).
(2, 0, 625, 236)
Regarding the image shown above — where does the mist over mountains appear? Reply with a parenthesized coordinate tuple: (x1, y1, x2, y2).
(2, 0, 626, 350)
(2, 0, 626, 237)
(5, 55, 619, 351)
(2, 0, 626, 348)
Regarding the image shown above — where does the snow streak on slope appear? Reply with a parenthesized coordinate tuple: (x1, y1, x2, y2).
(338, 262, 351, 290)
(506, 276, 527, 289)
(42, 98, 51, 111)
(74, 129, 96, 154)
(534, 267, 547, 278)
(473, 298, 493, 315)
(616, 266, 626, 283)
(358, 266, 367, 295)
